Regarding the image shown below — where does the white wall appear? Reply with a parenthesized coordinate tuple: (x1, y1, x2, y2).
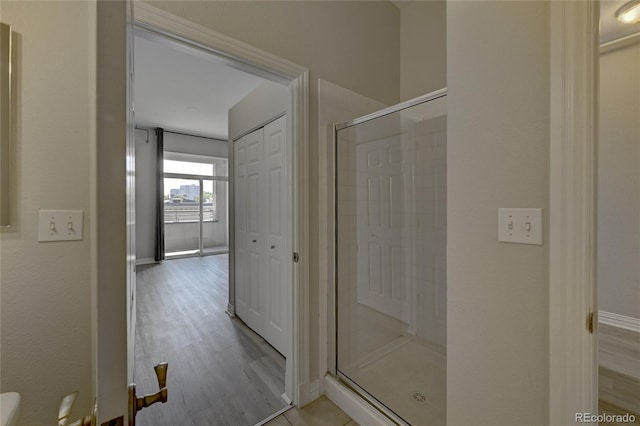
(598, 39, 640, 320)
(135, 129, 229, 263)
(447, 2, 550, 424)
(400, 0, 447, 101)
(0, 2, 94, 425)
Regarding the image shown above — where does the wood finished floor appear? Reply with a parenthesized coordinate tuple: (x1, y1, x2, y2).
(135, 255, 288, 426)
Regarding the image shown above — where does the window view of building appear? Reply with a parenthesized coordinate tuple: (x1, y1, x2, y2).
(163, 155, 228, 257)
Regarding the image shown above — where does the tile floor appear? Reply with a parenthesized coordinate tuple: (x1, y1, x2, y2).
(263, 396, 358, 426)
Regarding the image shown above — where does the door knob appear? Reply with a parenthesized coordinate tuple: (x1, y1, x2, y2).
(128, 362, 168, 426)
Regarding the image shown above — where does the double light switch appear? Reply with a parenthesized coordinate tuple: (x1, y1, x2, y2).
(38, 210, 84, 242)
(498, 208, 542, 245)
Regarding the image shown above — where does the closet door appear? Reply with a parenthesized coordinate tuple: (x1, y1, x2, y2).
(262, 116, 288, 355)
(244, 128, 267, 336)
(234, 116, 288, 357)
(234, 132, 250, 320)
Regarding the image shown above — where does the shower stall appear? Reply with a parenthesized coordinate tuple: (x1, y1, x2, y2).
(334, 89, 447, 426)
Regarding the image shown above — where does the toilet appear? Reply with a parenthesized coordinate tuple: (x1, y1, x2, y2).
(0, 392, 20, 426)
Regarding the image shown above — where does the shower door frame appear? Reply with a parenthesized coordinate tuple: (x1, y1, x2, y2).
(332, 88, 447, 426)
(326, 3, 600, 416)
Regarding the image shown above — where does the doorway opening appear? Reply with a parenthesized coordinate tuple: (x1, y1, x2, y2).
(129, 13, 304, 422)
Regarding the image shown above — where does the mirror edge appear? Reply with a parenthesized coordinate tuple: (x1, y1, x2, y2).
(1, 21, 17, 233)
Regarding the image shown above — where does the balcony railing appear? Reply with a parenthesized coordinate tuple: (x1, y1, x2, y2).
(163, 207, 216, 223)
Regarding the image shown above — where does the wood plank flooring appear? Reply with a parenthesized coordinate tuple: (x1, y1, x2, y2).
(134, 255, 287, 426)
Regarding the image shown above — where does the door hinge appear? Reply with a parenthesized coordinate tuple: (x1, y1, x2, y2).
(293, 252, 299, 263)
(588, 311, 594, 334)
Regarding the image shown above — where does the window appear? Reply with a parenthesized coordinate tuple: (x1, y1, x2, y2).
(163, 153, 229, 257)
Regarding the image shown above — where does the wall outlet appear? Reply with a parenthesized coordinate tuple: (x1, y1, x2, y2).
(38, 210, 83, 242)
(498, 208, 542, 245)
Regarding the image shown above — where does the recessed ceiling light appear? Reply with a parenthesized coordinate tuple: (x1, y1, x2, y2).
(616, 0, 640, 24)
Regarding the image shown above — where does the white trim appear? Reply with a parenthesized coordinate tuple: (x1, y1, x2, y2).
(225, 303, 235, 317)
(88, 0, 98, 406)
(335, 87, 447, 130)
(599, 311, 640, 333)
(133, 3, 306, 81)
(131, 1, 310, 407)
(291, 70, 311, 407)
(323, 376, 393, 426)
(317, 80, 388, 387)
(296, 379, 320, 407)
(600, 31, 640, 53)
(549, 1, 599, 424)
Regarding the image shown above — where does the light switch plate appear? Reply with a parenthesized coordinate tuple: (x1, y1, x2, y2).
(38, 210, 83, 242)
(498, 208, 542, 245)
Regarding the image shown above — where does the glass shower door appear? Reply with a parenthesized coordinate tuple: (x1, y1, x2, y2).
(335, 92, 447, 425)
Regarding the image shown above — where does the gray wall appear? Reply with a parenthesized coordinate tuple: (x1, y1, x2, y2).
(598, 39, 640, 319)
(228, 81, 288, 142)
(164, 131, 228, 158)
(447, 2, 550, 424)
(400, 0, 447, 101)
(135, 129, 156, 262)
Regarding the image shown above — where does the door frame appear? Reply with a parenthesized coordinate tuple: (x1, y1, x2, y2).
(548, 0, 599, 423)
(131, 0, 309, 411)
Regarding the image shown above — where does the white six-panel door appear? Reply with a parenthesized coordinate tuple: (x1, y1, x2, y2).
(234, 133, 249, 322)
(262, 117, 287, 354)
(356, 136, 411, 324)
(234, 116, 288, 356)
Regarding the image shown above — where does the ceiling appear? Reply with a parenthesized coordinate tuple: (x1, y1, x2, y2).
(601, 0, 640, 43)
(133, 29, 269, 140)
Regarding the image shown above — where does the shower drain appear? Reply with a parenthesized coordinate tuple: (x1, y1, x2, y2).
(411, 391, 427, 403)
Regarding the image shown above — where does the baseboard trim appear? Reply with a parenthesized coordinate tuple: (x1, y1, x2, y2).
(297, 379, 320, 407)
(136, 258, 158, 266)
(599, 311, 640, 380)
(225, 303, 235, 317)
(599, 310, 640, 333)
(323, 375, 394, 426)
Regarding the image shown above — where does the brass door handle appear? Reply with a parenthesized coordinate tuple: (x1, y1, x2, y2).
(128, 362, 169, 426)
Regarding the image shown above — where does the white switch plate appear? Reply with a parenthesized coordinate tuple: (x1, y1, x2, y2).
(498, 208, 542, 245)
(38, 210, 84, 242)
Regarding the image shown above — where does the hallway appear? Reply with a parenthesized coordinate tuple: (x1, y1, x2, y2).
(135, 255, 288, 425)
